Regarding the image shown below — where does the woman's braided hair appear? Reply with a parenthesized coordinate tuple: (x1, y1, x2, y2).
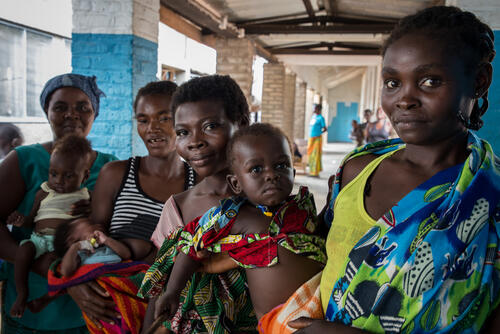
(382, 6, 496, 130)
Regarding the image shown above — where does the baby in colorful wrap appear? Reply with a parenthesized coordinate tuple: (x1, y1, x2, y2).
(53, 217, 131, 277)
(152, 123, 326, 329)
(8, 134, 93, 318)
(48, 217, 149, 334)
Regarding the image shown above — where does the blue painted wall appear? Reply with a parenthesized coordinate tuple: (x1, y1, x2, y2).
(475, 30, 500, 156)
(72, 33, 157, 159)
(328, 102, 359, 142)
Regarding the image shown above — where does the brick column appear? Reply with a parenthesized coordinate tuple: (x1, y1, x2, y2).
(261, 63, 285, 130)
(294, 81, 307, 140)
(216, 38, 255, 104)
(72, 0, 159, 158)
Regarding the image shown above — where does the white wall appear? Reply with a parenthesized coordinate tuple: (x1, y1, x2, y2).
(157, 23, 216, 81)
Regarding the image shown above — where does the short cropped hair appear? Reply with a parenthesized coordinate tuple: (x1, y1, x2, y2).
(226, 123, 292, 170)
(133, 81, 178, 113)
(171, 75, 249, 127)
(0, 123, 23, 142)
(52, 134, 92, 163)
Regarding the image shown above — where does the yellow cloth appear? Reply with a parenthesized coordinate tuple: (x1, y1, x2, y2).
(320, 150, 399, 312)
(307, 136, 322, 176)
(34, 181, 90, 222)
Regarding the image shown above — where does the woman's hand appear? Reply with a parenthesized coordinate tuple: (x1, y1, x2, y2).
(197, 251, 238, 273)
(6, 211, 25, 227)
(288, 317, 365, 333)
(70, 199, 91, 216)
(67, 281, 119, 329)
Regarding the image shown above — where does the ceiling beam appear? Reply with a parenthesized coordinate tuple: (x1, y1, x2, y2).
(267, 41, 379, 51)
(277, 54, 382, 66)
(239, 15, 395, 27)
(271, 49, 380, 55)
(160, 0, 238, 38)
(245, 23, 394, 35)
(302, 0, 316, 20)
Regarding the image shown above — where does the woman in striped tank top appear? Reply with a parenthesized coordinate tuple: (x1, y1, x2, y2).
(91, 81, 198, 265)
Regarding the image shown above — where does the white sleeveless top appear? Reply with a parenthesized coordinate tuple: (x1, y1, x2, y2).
(34, 182, 90, 222)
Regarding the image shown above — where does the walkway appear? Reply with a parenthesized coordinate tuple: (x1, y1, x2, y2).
(293, 142, 355, 212)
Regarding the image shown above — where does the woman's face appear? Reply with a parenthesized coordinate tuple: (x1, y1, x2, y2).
(46, 87, 95, 140)
(381, 33, 474, 145)
(174, 100, 238, 178)
(135, 94, 176, 157)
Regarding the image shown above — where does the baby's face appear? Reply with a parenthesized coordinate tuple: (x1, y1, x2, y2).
(66, 218, 98, 246)
(230, 134, 294, 207)
(48, 151, 88, 193)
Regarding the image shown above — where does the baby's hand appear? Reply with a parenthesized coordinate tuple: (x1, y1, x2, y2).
(93, 230, 107, 245)
(154, 292, 179, 321)
(7, 211, 25, 227)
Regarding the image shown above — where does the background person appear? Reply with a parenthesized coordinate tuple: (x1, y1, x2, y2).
(364, 107, 391, 144)
(0, 73, 116, 333)
(307, 104, 327, 177)
(0, 123, 24, 161)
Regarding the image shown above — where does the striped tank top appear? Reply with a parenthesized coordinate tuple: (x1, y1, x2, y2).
(109, 156, 195, 241)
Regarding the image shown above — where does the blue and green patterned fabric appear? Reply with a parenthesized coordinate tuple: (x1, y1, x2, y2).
(324, 132, 500, 333)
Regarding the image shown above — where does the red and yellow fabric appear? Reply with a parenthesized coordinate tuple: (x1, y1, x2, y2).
(178, 186, 326, 269)
(48, 260, 149, 334)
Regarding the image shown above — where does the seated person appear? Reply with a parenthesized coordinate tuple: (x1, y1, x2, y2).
(0, 122, 23, 161)
(8, 134, 92, 318)
(152, 123, 326, 330)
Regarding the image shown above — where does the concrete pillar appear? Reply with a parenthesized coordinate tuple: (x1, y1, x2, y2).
(261, 63, 286, 132)
(72, 0, 159, 159)
(283, 72, 296, 140)
(359, 66, 378, 118)
(216, 38, 255, 104)
(294, 81, 307, 140)
(449, 0, 500, 154)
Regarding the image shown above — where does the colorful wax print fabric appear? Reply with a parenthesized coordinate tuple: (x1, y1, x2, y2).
(179, 186, 326, 268)
(138, 230, 257, 333)
(323, 133, 500, 333)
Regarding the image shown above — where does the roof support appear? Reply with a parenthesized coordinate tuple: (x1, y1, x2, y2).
(160, 0, 238, 37)
(302, 0, 316, 20)
(244, 23, 394, 34)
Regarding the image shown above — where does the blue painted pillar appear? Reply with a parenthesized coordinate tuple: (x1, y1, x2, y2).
(71, 0, 159, 159)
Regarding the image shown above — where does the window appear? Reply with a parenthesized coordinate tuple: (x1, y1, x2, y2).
(0, 20, 71, 120)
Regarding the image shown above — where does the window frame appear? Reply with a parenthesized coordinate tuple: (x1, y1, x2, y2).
(0, 18, 71, 123)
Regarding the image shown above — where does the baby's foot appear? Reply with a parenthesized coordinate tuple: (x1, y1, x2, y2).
(10, 295, 27, 318)
(27, 295, 54, 313)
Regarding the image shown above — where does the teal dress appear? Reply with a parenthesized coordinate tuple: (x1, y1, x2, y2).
(0, 143, 117, 332)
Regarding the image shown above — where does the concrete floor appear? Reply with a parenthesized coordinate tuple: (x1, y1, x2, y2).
(293, 142, 355, 212)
